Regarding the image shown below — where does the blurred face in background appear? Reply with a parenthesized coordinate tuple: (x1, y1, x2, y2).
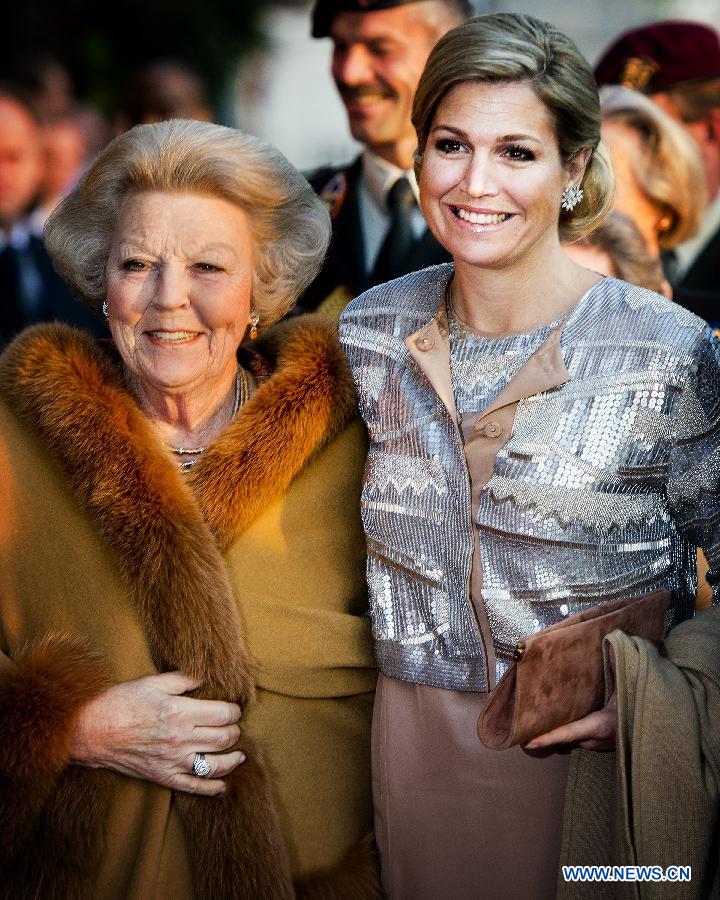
(601, 121, 664, 255)
(0, 96, 44, 229)
(652, 89, 720, 201)
(330, 2, 459, 168)
(41, 119, 87, 208)
(126, 64, 212, 126)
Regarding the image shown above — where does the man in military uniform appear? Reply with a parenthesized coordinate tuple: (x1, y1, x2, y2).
(297, 0, 471, 316)
(595, 21, 720, 324)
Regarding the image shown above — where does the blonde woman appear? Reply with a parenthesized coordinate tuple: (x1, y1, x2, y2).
(600, 84, 706, 258)
(0, 120, 378, 899)
(340, 13, 720, 898)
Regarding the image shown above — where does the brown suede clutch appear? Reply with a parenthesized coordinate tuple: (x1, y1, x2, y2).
(477, 589, 670, 750)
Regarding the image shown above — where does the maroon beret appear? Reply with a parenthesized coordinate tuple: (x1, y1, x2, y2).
(594, 20, 720, 93)
(311, 0, 470, 38)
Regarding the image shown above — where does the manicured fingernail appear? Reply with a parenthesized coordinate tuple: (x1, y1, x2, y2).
(238, 752, 246, 764)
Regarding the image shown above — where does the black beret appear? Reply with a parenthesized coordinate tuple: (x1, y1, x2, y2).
(312, 0, 434, 38)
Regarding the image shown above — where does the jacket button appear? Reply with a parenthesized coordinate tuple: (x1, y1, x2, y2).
(483, 421, 503, 438)
(416, 335, 435, 351)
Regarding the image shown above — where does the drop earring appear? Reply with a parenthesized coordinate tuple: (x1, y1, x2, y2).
(102, 299, 109, 319)
(249, 307, 260, 341)
(561, 185, 583, 212)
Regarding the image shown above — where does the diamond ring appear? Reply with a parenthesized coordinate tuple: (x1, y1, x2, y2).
(192, 753, 212, 778)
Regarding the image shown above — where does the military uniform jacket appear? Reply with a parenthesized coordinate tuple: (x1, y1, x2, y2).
(297, 157, 450, 314)
(339, 264, 720, 692)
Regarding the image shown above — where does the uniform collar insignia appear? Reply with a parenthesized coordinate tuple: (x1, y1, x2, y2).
(319, 171, 348, 221)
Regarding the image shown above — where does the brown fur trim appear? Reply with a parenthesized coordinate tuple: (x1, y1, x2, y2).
(0, 324, 254, 703)
(189, 315, 358, 550)
(178, 742, 294, 900)
(0, 317, 355, 899)
(2, 768, 113, 900)
(295, 833, 383, 900)
(0, 632, 113, 859)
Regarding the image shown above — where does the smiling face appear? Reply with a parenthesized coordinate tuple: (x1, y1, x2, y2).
(330, 4, 455, 167)
(419, 80, 586, 272)
(105, 190, 254, 397)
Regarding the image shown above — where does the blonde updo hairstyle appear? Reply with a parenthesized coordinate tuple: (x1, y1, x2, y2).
(412, 13, 614, 241)
(44, 119, 331, 329)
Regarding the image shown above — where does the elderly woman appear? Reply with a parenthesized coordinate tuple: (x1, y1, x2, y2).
(0, 120, 378, 898)
(339, 13, 720, 899)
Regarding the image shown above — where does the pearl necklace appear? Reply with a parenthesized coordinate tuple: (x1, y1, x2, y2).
(168, 366, 249, 468)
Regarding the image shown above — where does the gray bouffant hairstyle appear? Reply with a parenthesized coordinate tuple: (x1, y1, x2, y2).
(44, 119, 331, 328)
(412, 13, 615, 241)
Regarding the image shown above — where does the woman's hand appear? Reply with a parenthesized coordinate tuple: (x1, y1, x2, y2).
(524, 690, 618, 752)
(70, 671, 244, 796)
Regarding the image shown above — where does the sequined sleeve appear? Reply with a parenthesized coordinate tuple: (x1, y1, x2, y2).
(667, 326, 720, 602)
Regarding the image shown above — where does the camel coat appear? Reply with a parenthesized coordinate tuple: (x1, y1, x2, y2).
(558, 606, 720, 899)
(0, 316, 379, 899)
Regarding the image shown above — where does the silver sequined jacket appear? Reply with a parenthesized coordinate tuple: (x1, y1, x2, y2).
(339, 264, 720, 691)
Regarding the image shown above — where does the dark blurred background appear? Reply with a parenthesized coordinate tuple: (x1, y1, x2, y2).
(2, 0, 264, 122)
(2, 0, 719, 171)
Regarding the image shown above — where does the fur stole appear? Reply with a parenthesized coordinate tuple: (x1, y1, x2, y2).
(0, 316, 378, 899)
